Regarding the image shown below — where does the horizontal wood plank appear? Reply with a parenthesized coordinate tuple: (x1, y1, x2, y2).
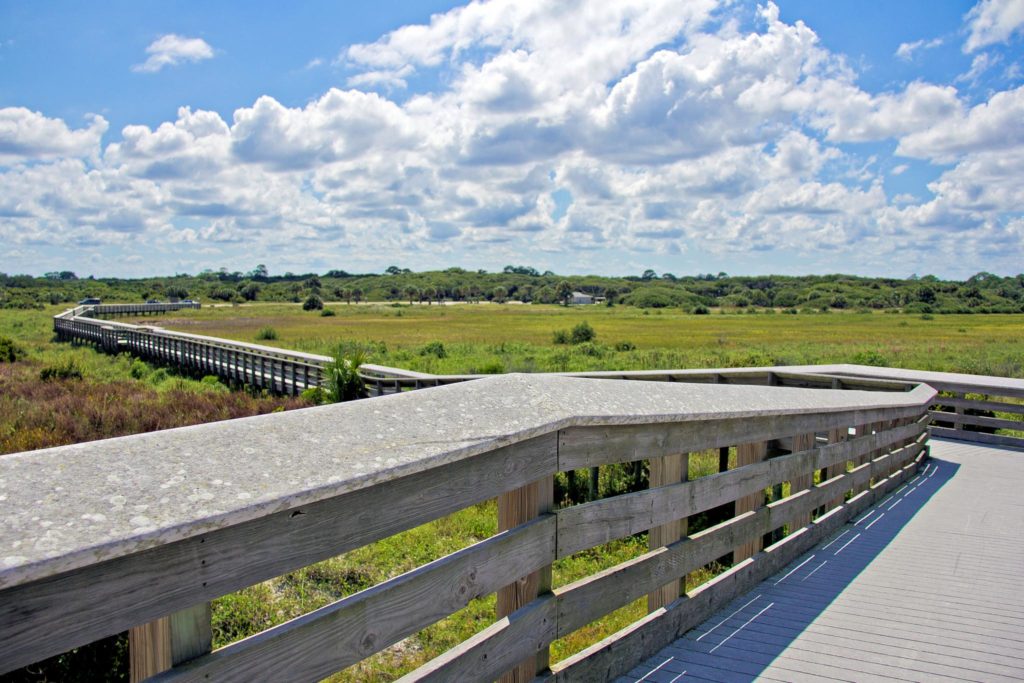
(558, 404, 924, 471)
(156, 517, 556, 682)
(0, 435, 557, 674)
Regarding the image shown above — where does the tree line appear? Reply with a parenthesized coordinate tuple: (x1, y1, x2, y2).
(2, 266, 1023, 314)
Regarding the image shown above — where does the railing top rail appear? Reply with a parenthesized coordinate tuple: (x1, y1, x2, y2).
(0, 373, 934, 592)
(360, 362, 1024, 396)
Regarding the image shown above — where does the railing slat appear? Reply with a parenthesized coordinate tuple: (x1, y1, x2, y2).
(154, 518, 556, 683)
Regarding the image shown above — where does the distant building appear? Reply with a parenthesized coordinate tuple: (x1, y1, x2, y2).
(571, 291, 595, 305)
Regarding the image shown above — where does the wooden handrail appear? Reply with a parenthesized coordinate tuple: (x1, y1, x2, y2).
(1, 374, 934, 681)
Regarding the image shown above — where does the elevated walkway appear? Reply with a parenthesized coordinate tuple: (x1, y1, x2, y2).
(622, 438, 1024, 682)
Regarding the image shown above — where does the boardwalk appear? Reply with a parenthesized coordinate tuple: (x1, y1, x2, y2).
(621, 438, 1024, 683)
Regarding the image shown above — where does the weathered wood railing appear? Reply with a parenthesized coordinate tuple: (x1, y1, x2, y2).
(361, 363, 1024, 448)
(0, 373, 934, 681)
(54, 304, 328, 395)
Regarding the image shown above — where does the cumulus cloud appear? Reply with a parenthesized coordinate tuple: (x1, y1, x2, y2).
(3, 0, 1024, 277)
(964, 0, 1024, 52)
(896, 85, 1024, 161)
(895, 37, 944, 60)
(133, 34, 215, 73)
(0, 108, 108, 164)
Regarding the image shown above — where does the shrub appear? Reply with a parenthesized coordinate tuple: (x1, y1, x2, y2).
(301, 386, 329, 404)
(850, 350, 889, 366)
(129, 359, 150, 379)
(783, 308, 798, 314)
(614, 341, 637, 351)
(419, 341, 447, 359)
(552, 329, 570, 344)
(320, 308, 336, 317)
(570, 321, 596, 344)
(0, 335, 25, 363)
(39, 358, 83, 381)
(324, 349, 366, 402)
(575, 342, 604, 357)
(476, 360, 506, 374)
(302, 294, 324, 311)
(256, 327, 278, 341)
(692, 305, 709, 315)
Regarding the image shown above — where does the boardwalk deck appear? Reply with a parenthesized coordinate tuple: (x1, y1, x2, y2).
(619, 438, 1024, 683)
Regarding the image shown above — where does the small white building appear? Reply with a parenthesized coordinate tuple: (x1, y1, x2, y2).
(571, 291, 595, 305)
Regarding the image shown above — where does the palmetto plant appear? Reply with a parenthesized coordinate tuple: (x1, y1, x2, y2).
(324, 348, 367, 402)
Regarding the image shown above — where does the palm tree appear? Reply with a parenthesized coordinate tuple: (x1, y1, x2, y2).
(406, 286, 419, 304)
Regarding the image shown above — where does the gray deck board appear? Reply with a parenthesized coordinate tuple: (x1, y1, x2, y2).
(619, 438, 1024, 682)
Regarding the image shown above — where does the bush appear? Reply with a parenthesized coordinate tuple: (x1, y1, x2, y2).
(320, 308, 336, 317)
(850, 350, 889, 366)
(692, 305, 709, 315)
(129, 359, 150, 379)
(256, 327, 278, 341)
(0, 335, 25, 363)
(552, 329, 570, 345)
(419, 341, 447, 359)
(301, 386, 329, 404)
(783, 308, 799, 314)
(302, 294, 324, 311)
(570, 321, 596, 344)
(614, 341, 636, 351)
(324, 349, 366, 402)
(39, 358, 83, 381)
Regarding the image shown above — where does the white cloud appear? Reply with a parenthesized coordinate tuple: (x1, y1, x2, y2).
(964, 0, 1024, 52)
(896, 84, 1024, 162)
(3, 0, 1024, 277)
(132, 34, 215, 73)
(0, 108, 108, 164)
(895, 37, 944, 60)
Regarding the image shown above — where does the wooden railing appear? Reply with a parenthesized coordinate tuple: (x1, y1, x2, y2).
(54, 305, 1024, 448)
(0, 373, 934, 681)
(361, 363, 1024, 449)
(54, 303, 329, 395)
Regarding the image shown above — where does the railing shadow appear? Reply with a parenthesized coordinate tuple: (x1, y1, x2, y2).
(624, 457, 959, 682)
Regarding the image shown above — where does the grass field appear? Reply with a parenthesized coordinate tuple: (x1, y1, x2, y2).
(3, 303, 1023, 680)
(146, 302, 1024, 378)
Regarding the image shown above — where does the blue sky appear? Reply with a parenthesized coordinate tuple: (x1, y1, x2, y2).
(1, 0, 1022, 279)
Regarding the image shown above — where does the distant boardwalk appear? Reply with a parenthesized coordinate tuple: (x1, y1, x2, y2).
(621, 437, 1024, 683)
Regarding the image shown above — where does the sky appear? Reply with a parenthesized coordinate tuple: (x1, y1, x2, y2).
(1, 0, 1023, 279)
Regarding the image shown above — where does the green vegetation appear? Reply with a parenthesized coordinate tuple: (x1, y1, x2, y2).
(3, 267, 1024, 315)
(3, 299, 1023, 679)
(138, 303, 1024, 379)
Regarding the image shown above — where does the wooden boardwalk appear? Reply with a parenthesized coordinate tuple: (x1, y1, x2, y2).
(620, 437, 1024, 682)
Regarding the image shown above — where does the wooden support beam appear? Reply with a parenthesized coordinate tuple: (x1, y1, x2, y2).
(733, 440, 767, 562)
(497, 475, 554, 683)
(129, 603, 211, 681)
(788, 433, 816, 528)
(647, 452, 688, 612)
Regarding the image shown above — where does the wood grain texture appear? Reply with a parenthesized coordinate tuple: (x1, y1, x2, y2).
(130, 603, 211, 682)
(0, 436, 557, 674)
(544, 446, 925, 683)
(398, 596, 557, 683)
(647, 453, 688, 612)
(557, 404, 922, 471)
(156, 518, 555, 683)
(555, 420, 921, 558)
(732, 441, 768, 562)
(497, 476, 554, 683)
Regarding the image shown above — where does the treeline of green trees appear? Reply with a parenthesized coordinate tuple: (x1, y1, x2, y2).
(3, 265, 1024, 314)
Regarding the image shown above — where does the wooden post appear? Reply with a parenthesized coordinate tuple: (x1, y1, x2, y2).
(588, 466, 599, 501)
(129, 603, 212, 682)
(826, 426, 848, 510)
(789, 433, 816, 528)
(733, 440, 768, 562)
(647, 452, 688, 611)
(497, 476, 553, 683)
